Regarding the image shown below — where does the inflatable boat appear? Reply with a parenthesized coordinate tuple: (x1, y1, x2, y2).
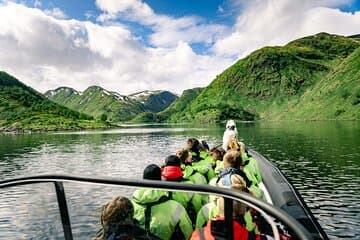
(0, 149, 328, 240)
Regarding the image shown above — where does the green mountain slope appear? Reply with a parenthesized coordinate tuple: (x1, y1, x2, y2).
(277, 47, 360, 120)
(46, 88, 177, 122)
(160, 87, 204, 121)
(168, 33, 359, 122)
(0, 72, 109, 132)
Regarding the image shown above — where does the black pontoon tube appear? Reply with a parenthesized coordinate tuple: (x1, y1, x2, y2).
(248, 149, 329, 240)
(0, 174, 314, 240)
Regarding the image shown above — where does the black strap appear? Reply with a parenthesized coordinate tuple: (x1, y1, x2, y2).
(143, 195, 170, 231)
(248, 231, 257, 240)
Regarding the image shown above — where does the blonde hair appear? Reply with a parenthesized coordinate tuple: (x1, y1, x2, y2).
(217, 183, 247, 217)
(228, 138, 241, 152)
(223, 150, 242, 168)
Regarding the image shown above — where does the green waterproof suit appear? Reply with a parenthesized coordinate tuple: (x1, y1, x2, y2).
(182, 164, 207, 185)
(132, 189, 193, 240)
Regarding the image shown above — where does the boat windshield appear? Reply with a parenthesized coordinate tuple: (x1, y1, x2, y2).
(0, 174, 314, 240)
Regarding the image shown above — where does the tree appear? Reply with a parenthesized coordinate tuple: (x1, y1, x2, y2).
(100, 114, 107, 121)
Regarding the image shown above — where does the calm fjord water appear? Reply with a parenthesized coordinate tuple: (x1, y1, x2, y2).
(0, 122, 359, 239)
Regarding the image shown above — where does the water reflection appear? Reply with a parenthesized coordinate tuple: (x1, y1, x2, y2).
(0, 122, 359, 239)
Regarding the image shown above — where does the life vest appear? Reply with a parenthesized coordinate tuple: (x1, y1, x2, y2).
(216, 167, 252, 187)
(190, 217, 260, 240)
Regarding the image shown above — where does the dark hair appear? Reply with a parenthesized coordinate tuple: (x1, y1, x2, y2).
(143, 164, 161, 180)
(210, 147, 224, 161)
(187, 138, 200, 152)
(200, 140, 210, 151)
(165, 155, 181, 167)
(101, 196, 134, 226)
(176, 149, 190, 164)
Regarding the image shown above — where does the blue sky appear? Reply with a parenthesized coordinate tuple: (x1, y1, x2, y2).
(35, 0, 236, 22)
(0, 0, 359, 94)
(31, 0, 239, 54)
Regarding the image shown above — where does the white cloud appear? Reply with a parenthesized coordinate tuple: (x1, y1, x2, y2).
(0, 2, 232, 95)
(44, 7, 67, 19)
(95, 0, 229, 48)
(0, 0, 359, 97)
(84, 10, 96, 20)
(212, 0, 360, 58)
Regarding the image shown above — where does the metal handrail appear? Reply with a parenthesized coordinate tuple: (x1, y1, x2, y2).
(0, 174, 314, 240)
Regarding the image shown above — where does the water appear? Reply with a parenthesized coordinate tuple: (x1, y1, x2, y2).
(0, 122, 359, 239)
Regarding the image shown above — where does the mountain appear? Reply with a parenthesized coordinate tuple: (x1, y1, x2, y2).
(45, 87, 177, 122)
(0, 72, 110, 132)
(128, 90, 178, 112)
(166, 33, 359, 122)
(131, 87, 203, 123)
(45, 86, 144, 122)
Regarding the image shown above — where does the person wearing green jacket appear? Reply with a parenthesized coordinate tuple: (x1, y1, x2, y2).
(209, 147, 225, 176)
(186, 138, 216, 181)
(161, 155, 205, 224)
(239, 142, 262, 185)
(195, 195, 219, 229)
(132, 164, 193, 240)
(227, 139, 265, 200)
(177, 148, 207, 185)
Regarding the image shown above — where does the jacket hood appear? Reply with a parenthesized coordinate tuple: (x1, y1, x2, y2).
(132, 189, 169, 205)
(182, 165, 195, 179)
(162, 166, 183, 181)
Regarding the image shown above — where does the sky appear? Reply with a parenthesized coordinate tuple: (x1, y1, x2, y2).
(0, 0, 359, 95)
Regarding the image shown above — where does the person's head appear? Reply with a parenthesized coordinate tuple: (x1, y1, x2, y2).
(176, 149, 192, 164)
(228, 138, 241, 152)
(101, 196, 134, 227)
(210, 147, 224, 162)
(187, 138, 200, 152)
(223, 150, 243, 168)
(143, 164, 162, 180)
(226, 120, 237, 131)
(164, 155, 181, 167)
(200, 139, 210, 151)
